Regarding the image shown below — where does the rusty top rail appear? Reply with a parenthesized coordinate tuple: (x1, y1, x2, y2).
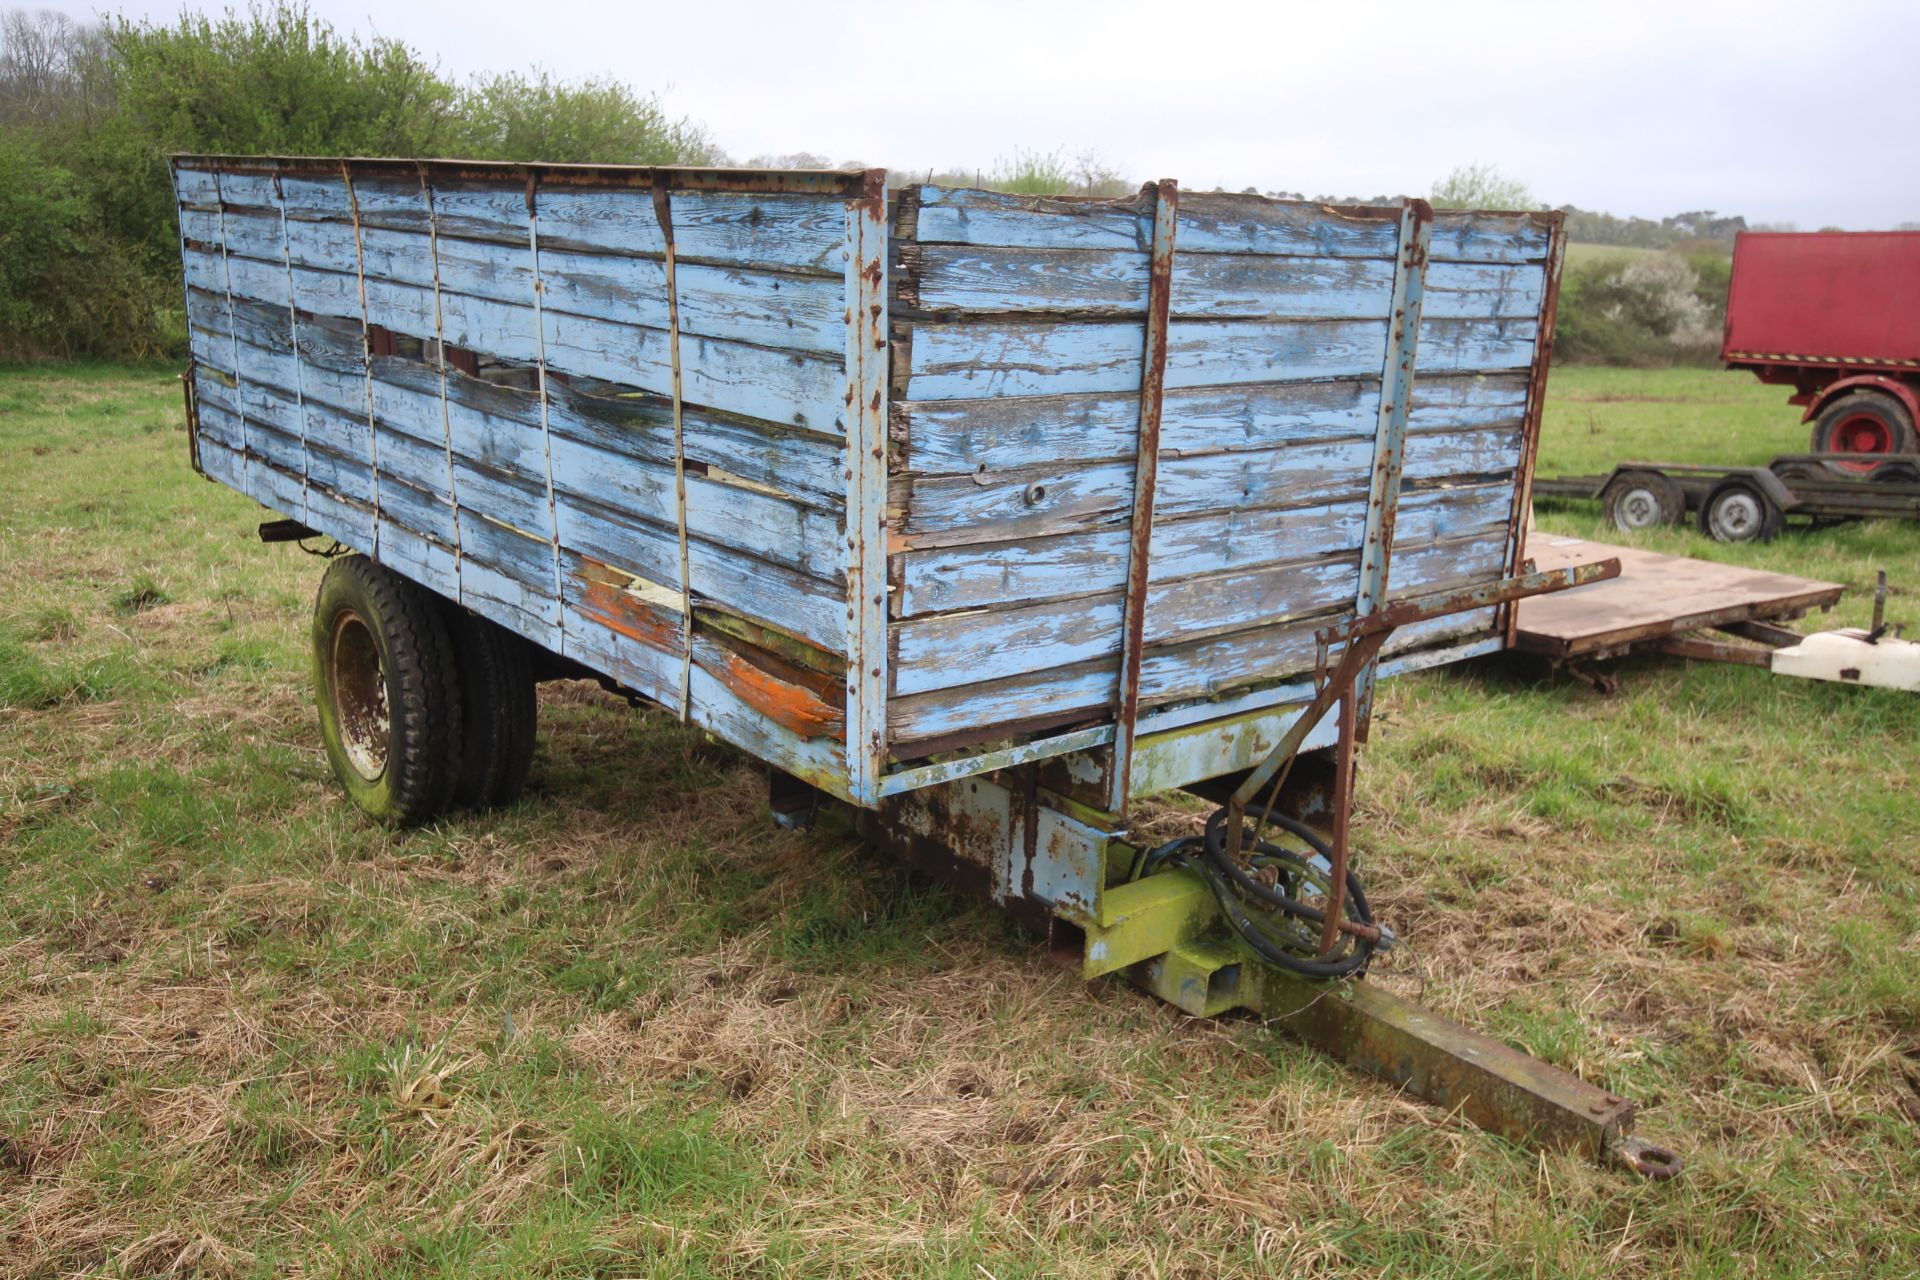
(170, 153, 885, 198)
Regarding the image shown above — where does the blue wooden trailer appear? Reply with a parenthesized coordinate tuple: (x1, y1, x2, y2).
(170, 157, 1677, 1175)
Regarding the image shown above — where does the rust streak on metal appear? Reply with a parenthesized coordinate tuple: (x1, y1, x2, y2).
(1319, 690, 1358, 957)
(1108, 179, 1179, 813)
(179, 362, 204, 478)
(651, 177, 696, 722)
(1503, 212, 1570, 645)
(1653, 634, 1774, 667)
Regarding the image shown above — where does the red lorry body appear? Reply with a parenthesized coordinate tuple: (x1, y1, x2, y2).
(1723, 230, 1920, 463)
(1723, 231, 1920, 371)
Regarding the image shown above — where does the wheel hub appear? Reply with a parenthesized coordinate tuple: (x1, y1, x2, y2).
(1617, 486, 1662, 530)
(1710, 491, 1762, 540)
(328, 610, 390, 781)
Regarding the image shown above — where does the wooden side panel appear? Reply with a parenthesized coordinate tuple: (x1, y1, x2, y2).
(175, 158, 863, 799)
(884, 188, 1558, 760)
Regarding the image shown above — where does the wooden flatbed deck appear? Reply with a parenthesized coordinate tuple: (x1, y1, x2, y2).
(1514, 536, 1844, 660)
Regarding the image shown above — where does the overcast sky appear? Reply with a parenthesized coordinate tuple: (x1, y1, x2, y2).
(50, 0, 1920, 228)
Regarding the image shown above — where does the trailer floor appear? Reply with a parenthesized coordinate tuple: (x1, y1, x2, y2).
(1515, 535, 1844, 660)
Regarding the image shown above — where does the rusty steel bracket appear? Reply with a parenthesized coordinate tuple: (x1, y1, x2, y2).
(1224, 559, 1623, 956)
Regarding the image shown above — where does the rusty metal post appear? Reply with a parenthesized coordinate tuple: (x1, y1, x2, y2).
(843, 170, 892, 806)
(1352, 200, 1433, 731)
(651, 179, 696, 720)
(1318, 688, 1358, 957)
(1502, 215, 1569, 646)
(1108, 179, 1180, 813)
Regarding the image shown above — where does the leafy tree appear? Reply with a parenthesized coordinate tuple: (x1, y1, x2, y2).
(1431, 162, 1536, 210)
(458, 70, 716, 165)
(84, 3, 456, 271)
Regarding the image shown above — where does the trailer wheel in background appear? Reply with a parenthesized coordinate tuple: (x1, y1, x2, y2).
(1811, 391, 1917, 471)
(1601, 470, 1683, 531)
(1700, 480, 1783, 544)
(444, 606, 538, 810)
(312, 555, 464, 825)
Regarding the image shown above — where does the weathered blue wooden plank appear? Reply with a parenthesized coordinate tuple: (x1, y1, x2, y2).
(210, 312, 850, 520)
(1415, 316, 1540, 372)
(896, 369, 1531, 477)
(1429, 211, 1552, 264)
(555, 491, 847, 655)
(300, 436, 371, 506)
(451, 458, 553, 545)
(558, 585, 849, 794)
(907, 245, 1399, 318)
(1421, 261, 1546, 321)
(260, 172, 850, 276)
(374, 471, 458, 548)
(374, 517, 459, 601)
(886, 532, 1511, 743)
(300, 472, 376, 550)
(369, 357, 845, 509)
(899, 378, 1378, 475)
(201, 249, 848, 435)
(1130, 611, 1502, 741)
(905, 318, 1387, 401)
(894, 440, 1377, 548)
(192, 397, 247, 453)
(1408, 372, 1530, 430)
(909, 188, 1402, 259)
(196, 434, 243, 488)
(173, 164, 225, 208)
(1404, 426, 1525, 482)
(244, 416, 311, 483)
(458, 549, 562, 650)
(896, 484, 1515, 615)
(904, 249, 1542, 327)
(247, 453, 309, 522)
(203, 168, 282, 211)
(893, 550, 1362, 696)
(211, 209, 849, 356)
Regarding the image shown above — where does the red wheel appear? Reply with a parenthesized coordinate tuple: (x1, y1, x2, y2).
(1810, 391, 1917, 473)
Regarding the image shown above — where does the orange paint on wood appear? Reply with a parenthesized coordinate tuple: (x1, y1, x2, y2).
(571, 557, 844, 741)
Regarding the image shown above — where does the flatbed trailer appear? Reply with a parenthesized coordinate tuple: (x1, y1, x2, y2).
(171, 154, 1685, 1176)
(1516, 537, 1917, 693)
(1533, 454, 1920, 542)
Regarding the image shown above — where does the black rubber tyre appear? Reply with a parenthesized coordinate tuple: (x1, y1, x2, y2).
(1601, 470, 1684, 532)
(312, 555, 463, 826)
(444, 605, 538, 810)
(1699, 480, 1783, 544)
(1810, 391, 1917, 470)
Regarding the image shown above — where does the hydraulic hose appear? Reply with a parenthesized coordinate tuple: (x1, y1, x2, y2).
(1138, 804, 1381, 979)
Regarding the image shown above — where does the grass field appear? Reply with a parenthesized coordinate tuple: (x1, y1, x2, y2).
(2, 363, 1916, 1278)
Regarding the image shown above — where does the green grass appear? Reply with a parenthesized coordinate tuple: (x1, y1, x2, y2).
(1, 362, 1917, 1277)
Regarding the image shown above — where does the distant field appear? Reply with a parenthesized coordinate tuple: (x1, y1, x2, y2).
(1, 364, 1916, 1277)
(1540, 364, 1807, 474)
